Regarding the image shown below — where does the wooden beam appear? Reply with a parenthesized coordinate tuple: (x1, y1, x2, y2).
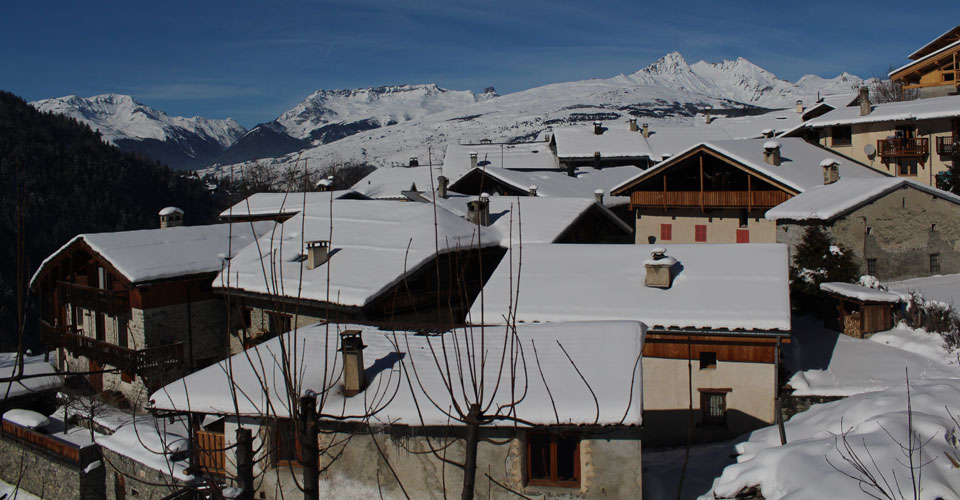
(699, 155, 704, 213)
(663, 173, 667, 211)
(747, 175, 752, 212)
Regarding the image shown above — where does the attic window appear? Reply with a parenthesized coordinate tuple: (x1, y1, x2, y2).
(699, 351, 717, 370)
(527, 431, 580, 488)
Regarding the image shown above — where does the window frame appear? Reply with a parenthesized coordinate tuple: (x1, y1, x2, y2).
(698, 388, 731, 427)
(736, 229, 750, 244)
(699, 351, 717, 370)
(273, 418, 302, 467)
(526, 430, 581, 488)
(831, 126, 852, 147)
(660, 223, 672, 241)
(867, 258, 878, 276)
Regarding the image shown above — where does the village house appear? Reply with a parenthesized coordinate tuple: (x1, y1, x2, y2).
(791, 90, 960, 186)
(549, 120, 657, 171)
(889, 25, 960, 99)
(148, 320, 645, 500)
(610, 137, 884, 245)
(218, 189, 368, 223)
(468, 243, 791, 445)
(216, 199, 506, 349)
(29, 209, 275, 405)
(443, 140, 560, 172)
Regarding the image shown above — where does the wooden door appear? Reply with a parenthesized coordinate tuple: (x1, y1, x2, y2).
(89, 359, 103, 392)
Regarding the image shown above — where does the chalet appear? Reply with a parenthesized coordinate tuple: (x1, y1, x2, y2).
(29, 211, 275, 405)
(890, 25, 960, 99)
(766, 176, 960, 280)
(550, 121, 656, 171)
(149, 321, 645, 500)
(794, 91, 960, 186)
(468, 243, 791, 444)
(216, 199, 506, 346)
(610, 138, 884, 245)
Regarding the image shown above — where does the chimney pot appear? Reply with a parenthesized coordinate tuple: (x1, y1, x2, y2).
(704, 106, 712, 124)
(761, 128, 774, 138)
(305, 240, 330, 270)
(594, 189, 604, 204)
(339, 330, 367, 397)
(642, 123, 650, 138)
(316, 179, 333, 191)
(762, 140, 782, 166)
(593, 121, 603, 135)
(821, 158, 841, 185)
(467, 194, 491, 226)
(159, 207, 184, 229)
(644, 247, 677, 289)
(469, 152, 479, 169)
(796, 100, 804, 114)
(528, 185, 538, 196)
(437, 175, 449, 199)
(628, 118, 638, 132)
(859, 86, 871, 116)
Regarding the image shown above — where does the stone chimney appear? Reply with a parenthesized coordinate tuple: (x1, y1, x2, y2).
(339, 330, 367, 397)
(644, 247, 677, 289)
(628, 118, 638, 132)
(437, 175, 449, 199)
(470, 152, 478, 169)
(761, 129, 774, 139)
(704, 106, 712, 124)
(859, 86, 871, 116)
(593, 121, 603, 135)
(159, 207, 184, 229)
(796, 100, 804, 114)
(528, 185, 538, 196)
(762, 141, 782, 166)
(566, 162, 577, 177)
(642, 123, 650, 139)
(467, 193, 491, 226)
(594, 189, 604, 204)
(821, 159, 841, 185)
(305, 240, 330, 270)
(409, 157, 419, 167)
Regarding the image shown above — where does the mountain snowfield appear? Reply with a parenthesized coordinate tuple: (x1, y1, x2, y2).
(200, 52, 862, 178)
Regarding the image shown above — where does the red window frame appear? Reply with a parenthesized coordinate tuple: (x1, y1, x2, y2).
(695, 224, 707, 242)
(660, 224, 672, 241)
(526, 431, 580, 488)
(736, 229, 750, 244)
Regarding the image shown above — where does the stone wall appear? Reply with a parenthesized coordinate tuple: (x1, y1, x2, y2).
(0, 432, 104, 500)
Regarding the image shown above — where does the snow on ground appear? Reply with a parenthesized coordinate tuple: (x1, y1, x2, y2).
(643, 440, 741, 500)
(786, 316, 959, 397)
(0, 478, 42, 500)
(0, 352, 62, 401)
(96, 415, 193, 481)
(887, 273, 960, 308)
(702, 378, 960, 499)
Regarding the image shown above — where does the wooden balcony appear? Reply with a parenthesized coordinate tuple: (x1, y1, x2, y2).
(57, 329, 183, 377)
(630, 190, 791, 210)
(57, 281, 129, 316)
(877, 138, 929, 158)
(936, 136, 959, 156)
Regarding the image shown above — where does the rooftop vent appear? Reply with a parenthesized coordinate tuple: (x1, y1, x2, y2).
(821, 158, 841, 185)
(859, 86, 871, 116)
(305, 240, 330, 270)
(528, 185, 538, 196)
(467, 193, 491, 226)
(644, 247, 678, 289)
(159, 207, 184, 229)
(762, 140, 782, 166)
(593, 121, 603, 135)
(339, 330, 367, 397)
(628, 118, 638, 132)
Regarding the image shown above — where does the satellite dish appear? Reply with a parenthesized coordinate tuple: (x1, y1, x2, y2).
(864, 144, 877, 157)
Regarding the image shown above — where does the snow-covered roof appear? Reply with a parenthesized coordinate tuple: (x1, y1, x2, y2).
(3, 409, 50, 429)
(216, 200, 499, 307)
(804, 94, 960, 127)
(0, 353, 62, 401)
(907, 25, 960, 60)
(893, 38, 960, 76)
(218, 191, 364, 219)
(886, 273, 960, 307)
(150, 321, 645, 427)
(158, 206, 183, 216)
(819, 282, 902, 303)
(31, 222, 277, 287)
(469, 243, 791, 332)
(552, 125, 654, 159)
(351, 165, 464, 200)
(766, 177, 960, 221)
(612, 137, 884, 196)
(443, 141, 558, 171)
(448, 165, 640, 205)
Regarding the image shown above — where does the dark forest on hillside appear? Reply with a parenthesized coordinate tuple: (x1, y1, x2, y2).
(0, 91, 233, 351)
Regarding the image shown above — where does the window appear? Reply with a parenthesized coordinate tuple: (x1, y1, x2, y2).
(267, 312, 292, 337)
(274, 419, 300, 465)
(736, 229, 750, 244)
(699, 351, 717, 370)
(931, 254, 941, 275)
(699, 389, 730, 426)
(660, 224, 672, 241)
(896, 158, 918, 176)
(831, 126, 852, 147)
(527, 431, 580, 487)
(738, 210, 749, 229)
(865, 226, 873, 235)
(240, 307, 252, 329)
(116, 316, 128, 348)
(867, 259, 877, 276)
(695, 224, 707, 242)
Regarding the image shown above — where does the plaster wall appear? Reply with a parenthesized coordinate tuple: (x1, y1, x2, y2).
(635, 209, 776, 244)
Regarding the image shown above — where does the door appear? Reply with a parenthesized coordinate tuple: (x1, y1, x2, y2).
(89, 359, 103, 392)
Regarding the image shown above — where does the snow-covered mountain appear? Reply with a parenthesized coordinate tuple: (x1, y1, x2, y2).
(201, 52, 862, 178)
(30, 94, 247, 170)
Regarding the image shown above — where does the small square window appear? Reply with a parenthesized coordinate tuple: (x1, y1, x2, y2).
(660, 224, 672, 241)
(695, 225, 707, 242)
(699, 351, 717, 370)
(699, 390, 729, 426)
(274, 419, 301, 465)
(527, 431, 580, 487)
(867, 259, 877, 276)
(832, 126, 852, 147)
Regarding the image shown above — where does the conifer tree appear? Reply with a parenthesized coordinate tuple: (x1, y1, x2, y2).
(789, 226, 860, 311)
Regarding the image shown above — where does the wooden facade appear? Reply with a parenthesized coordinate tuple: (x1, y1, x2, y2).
(643, 332, 787, 364)
(890, 26, 960, 95)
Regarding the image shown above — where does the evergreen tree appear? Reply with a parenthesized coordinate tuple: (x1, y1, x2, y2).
(789, 226, 860, 312)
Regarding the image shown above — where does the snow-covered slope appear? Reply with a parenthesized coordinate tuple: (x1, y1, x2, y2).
(198, 52, 861, 177)
(31, 94, 247, 170)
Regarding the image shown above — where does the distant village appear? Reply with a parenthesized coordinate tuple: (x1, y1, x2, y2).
(3, 26, 960, 500)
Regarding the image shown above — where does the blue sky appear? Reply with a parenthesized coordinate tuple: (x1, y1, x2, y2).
(2, 1, 955, 127)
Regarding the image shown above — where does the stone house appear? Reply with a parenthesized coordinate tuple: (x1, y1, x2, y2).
(889, 25, 960, 99)
(469, 243, 792, 445)
(149, 321, 646, 500)
(30, 209, 275, 405)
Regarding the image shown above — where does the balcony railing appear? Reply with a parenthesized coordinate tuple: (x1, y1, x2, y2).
(630, 190, 791, 210)
(57, 281, 129, 316)
(56, 329, 183, 377)
(877, 138, 929, 158)
(936, 136, 959, 156)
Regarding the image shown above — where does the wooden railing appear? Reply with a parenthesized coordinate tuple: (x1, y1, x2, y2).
(936, 136, 959, 156)
(630, 190, 791, 209)
(1, 420, 86, 464)
(877, 138, 929, 158)
(58, 330, 183, 377)
(57, 281, 129, 316)
(195, 431, 226, 476)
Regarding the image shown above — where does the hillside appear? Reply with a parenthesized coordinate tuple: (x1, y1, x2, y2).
(0, 91, 230, 350)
